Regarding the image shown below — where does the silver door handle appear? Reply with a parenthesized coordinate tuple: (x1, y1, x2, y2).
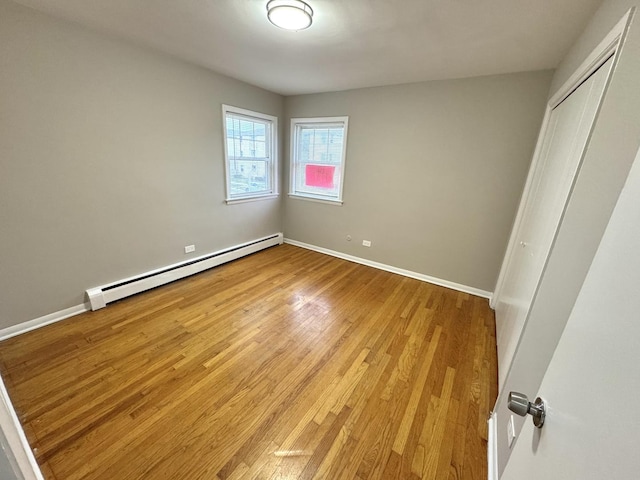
(508, 392, 546, 428)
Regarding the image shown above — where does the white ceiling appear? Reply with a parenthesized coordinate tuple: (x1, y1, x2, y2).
(12, 0, 603, 95)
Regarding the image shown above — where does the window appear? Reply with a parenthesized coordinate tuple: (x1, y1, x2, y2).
(290, 116, 349, 204)
(222, 105, 278, 203)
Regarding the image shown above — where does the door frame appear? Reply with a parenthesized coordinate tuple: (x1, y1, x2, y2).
(489, 8, 635, 480)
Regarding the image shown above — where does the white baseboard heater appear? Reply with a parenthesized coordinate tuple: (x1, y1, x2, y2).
(86, 233, 283, 311)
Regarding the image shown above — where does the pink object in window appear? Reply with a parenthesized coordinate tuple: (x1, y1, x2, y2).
(305, 164, 335, 188)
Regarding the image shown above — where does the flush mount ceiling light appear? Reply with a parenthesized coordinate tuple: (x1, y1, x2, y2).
(266, 0, 314, 31)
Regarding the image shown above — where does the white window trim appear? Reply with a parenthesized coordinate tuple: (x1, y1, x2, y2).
(289, 116, 349, 205)
(287, 193, 343, 206)
(222, 104, 278, 204)
(225, 194, 279, 205)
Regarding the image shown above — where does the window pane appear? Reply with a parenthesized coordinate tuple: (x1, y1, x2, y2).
(227, 115, 270, 160)
(228, 160, 269, 196)
(327, 129, 343, 162)
(254, 140, 266, 158)
(254, 123, 266, 140)
(239, 119, 253, 137)
(226, 117, 235, 137)
(300, 129, 313, 159)
(233, 138, 242, 158)
(297, 126, 344, 165)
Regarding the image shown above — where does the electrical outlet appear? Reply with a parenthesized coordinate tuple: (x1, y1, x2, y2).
(362, 240, 372, 247)
(184, 245, 195, 254)
(346, 235, 352, 241)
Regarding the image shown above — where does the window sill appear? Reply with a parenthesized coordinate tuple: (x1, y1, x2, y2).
(225, 194, 279, 205)
(287, 194, 343, 206)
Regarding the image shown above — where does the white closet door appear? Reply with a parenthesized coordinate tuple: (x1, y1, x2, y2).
(494, 56, 613, 388)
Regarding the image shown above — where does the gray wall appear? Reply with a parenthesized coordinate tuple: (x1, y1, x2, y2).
(497, 1, 640, 474)
(283, 72, 553, 292)
(0, 0, 283, 329)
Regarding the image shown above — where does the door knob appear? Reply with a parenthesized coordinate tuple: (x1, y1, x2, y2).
(508, 392, 546, 428)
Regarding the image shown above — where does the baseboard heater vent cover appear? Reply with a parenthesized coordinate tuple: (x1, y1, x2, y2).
(86, 233, 283, 310)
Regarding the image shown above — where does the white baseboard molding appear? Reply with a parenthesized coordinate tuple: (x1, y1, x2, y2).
(284, 238, 493, 299)
(488, 412, 498, 480)
(0, 375, 44, 480)
(0, 303, 90, 342)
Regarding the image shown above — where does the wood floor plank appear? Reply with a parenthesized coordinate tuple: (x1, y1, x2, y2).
(391, 326, 443, 456)
(0, 244, 497, 480)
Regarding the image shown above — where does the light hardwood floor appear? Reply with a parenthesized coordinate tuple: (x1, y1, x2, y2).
(0, 244, 497, 479)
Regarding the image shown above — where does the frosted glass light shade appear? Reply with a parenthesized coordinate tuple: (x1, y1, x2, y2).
(266, 0, 313, 31)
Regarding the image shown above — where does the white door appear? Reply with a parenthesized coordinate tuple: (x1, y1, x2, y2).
(501, 144, 640, 479)
(494, 56, 613, 388)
